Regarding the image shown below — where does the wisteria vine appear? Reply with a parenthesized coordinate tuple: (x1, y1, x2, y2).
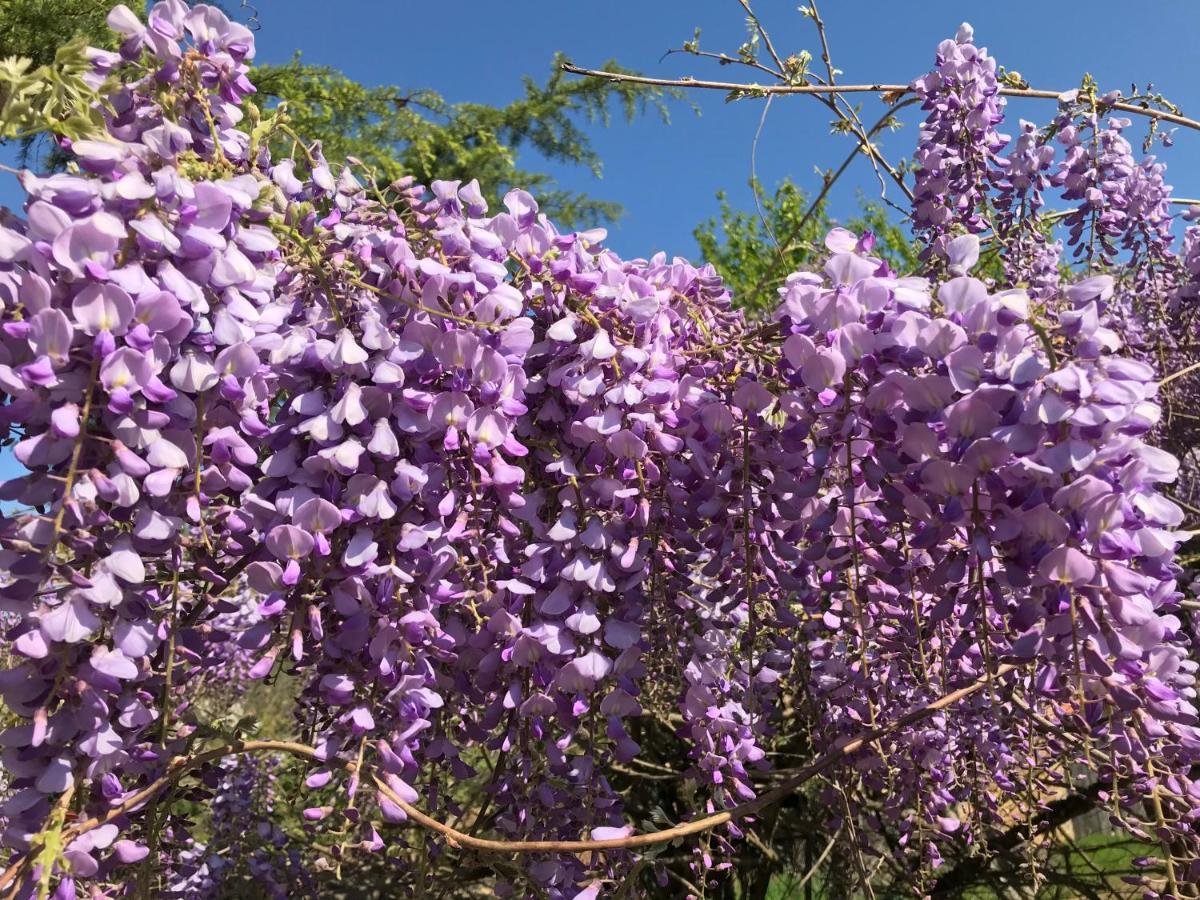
(0, 3, 1198, 899)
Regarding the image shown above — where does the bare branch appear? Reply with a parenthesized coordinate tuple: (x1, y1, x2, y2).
(0, 664, 1016, 896)
(736, 0, 786, 75)
(559, 64, 1200, 133)
(929, 780, 1109, 896)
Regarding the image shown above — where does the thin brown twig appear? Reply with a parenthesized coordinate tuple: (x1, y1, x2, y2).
(662, 45, 780, 82)
(1160, 359, 1200, 387)
(736, 0, 786, 75)
(350, 276, 504, 331)
(802, 0, 902, 202)
(559, 64, 1200, 133)
(44, 355, 99, 557)
(0, 664, 1015, 896)
(782, 96, 919, 254)
(806, 0, 838, 87)
(370, 663, 1015, 854)
(739, 96, 919, 307)
(750, 93, 782, 255)
(795, 828, 841, 893)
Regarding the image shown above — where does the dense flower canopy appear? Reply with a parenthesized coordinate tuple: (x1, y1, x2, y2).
(0, 3, 1198, 899)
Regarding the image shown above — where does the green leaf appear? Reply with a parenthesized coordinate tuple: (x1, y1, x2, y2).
(694, 178, 919, 317)
(252, 51, 678, 227)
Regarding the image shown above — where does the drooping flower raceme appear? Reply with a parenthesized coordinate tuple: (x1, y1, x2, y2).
(0, 5, 1198, 899)
(910, 23, 1008, 260)
(766, 231, 1199, 887)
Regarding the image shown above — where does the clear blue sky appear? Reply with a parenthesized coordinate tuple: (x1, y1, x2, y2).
(238, 0, 1200, 259)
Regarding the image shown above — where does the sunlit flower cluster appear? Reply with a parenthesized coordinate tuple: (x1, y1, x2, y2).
(0, 5, 1197, 898)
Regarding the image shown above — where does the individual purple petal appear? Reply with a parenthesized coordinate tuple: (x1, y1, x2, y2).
(1038, 546, 1096, 586)
(266, 525, 315, 561)
(466, 409, 508, 450)
(555, 651, 612, 693)
(294, 497, 342, 534)
(945, 234, 980, 274)
(100, 348, 151, 393)
(52, 215, 123, 277)
(39, 596, 100, 644)
(111, 840, 149, 864)
(72, 283, 135, 336)
(89, 647, 138, 680)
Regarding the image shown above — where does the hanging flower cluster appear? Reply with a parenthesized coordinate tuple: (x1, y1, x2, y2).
(993, 118, 1062, 300)
(905, 25, 1200, 891)
(0, 5, 1197, 899)
(910, 23, 1008, 259)
(768, 231, 1198, 883)
(0, 4, 771, 894)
